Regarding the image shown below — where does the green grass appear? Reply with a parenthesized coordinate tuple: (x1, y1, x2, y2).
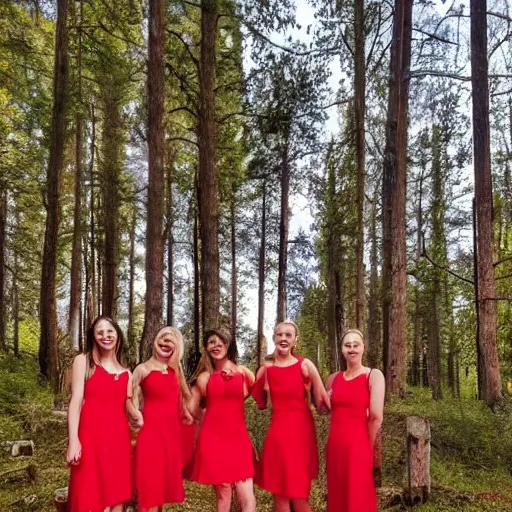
(1, 355, 512, 511)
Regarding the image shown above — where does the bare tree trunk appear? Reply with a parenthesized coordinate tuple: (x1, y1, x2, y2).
(0, 189, 6, 351)
(382, 0, 413, 398)
(101, 95, 121, 318)
(354, 0, 366, 330)
(257, 182, 266, 366)
(166, 149, 175, 326)
(193, 208, 201, 356)
(367, 190, 380, 369)
(127, 208, 137, 362)
(230, 196, 237, 344)
(39, 0, 69, 391)
(87, 102, 97, 328)
(198, 0, 220, 331)
(470, 0, 502, 407)
(277, 137, 290, 323)
(69, 0, 83, 351)
(141, 0, 166, 360)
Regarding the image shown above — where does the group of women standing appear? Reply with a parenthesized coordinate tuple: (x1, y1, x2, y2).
(66, 316, 385, 512)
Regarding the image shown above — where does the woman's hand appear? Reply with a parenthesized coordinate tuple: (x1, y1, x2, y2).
(66, 437, 82, 466)
(129, 409, 144, 429)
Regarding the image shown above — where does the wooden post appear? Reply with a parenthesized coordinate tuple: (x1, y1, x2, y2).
(405, 416, 430, 505)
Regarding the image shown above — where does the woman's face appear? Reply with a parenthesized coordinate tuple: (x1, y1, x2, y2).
(342, 332, 364, 365)
(154, 331, 177, 361)
(93, 319, 118, 352)
(274, 323, 297, 357)
(206, 334, 228, 362)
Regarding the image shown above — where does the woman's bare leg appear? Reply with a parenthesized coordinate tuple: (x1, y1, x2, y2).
(234, 479, 256, 512)
(215, 483, 233, 512)
(274, 494, 291, 512)
(290, 498, 311, 512)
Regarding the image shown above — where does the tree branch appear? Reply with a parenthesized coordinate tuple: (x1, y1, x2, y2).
(413, 27, 458, 45)
(410, 70, 512, 81)
(166, 28, 199, 68)
(421, 242, 474, 285)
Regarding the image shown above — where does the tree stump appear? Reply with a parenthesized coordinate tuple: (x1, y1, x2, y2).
(2, 440, 35, 457)
(54, 487, 68, 512)
(373, 429, 383, 488)
(405, 416, 430, 505)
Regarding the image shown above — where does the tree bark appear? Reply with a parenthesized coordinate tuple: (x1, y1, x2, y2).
(69, 0, 83, 351)
(354, 0, 366, 330)
(127, 207, 137, 362)
(141, 0, 166, 360)
(470, 0, 502, 407)
(382, 0, 413, 397)
(257, 182, 267, 366)
(193, 207, 201, 356)
(277, 135, 290, 323)
(166, 148, 175, 327)
(0, 189, 6, 351)
(87, 102, 97, 329)
(198, 0, 220, 331)
(230, 195, 237, 345)
(367, 189, 380, 369)
(39, 0, 69, 391)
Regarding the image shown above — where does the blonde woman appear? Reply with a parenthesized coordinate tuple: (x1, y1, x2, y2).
(127, 327, 192, 512)
(252, 320, 330, 512)
(325, 329, 385, 511)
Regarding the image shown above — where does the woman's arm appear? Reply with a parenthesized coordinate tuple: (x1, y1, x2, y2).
(368, 369, 385, 447)
(66, 354, 86, 464)
(250, 365, 268, 409)
(126, 365, 145, 429)
(239, 365, 255, 398)
(188, 372, 209, 420)
(302, 359, 331, 412)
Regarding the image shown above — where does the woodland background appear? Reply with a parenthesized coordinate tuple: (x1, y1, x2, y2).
(1, 0, 512, 510)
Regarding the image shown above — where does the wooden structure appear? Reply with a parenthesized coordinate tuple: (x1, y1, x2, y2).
(405, 415, 431, 505)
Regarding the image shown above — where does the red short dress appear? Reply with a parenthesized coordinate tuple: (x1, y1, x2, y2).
(326, 371, 377, 511)
(135, 369, 184, 509)
(252, 359, 318, 499)
(68, 365, 132, 512)
(191, 370, 254, 485)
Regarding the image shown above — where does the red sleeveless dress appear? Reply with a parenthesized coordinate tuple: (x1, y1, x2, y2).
(68, 365, 132, 512)
(191, 370, 254, 485)
(253, 359, 318, 499)
(326, 372, 377, 511)
(135, 369, 184, 509)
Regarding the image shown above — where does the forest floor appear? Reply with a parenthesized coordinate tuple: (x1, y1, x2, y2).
(1, 353, 512, 511)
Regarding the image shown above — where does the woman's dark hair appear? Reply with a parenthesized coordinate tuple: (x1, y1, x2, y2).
(86, 316, 125, 364)
(203, 328, 238, 365)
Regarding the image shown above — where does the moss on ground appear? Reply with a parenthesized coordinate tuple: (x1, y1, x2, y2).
(1, 355, 512, 511)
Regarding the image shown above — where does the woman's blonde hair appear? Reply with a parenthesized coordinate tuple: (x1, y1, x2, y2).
(273, 319, 300, 357)
(341, 328, 365, 344)
(153, 326, 191, 401)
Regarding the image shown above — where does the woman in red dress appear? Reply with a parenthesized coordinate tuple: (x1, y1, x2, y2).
(126, 326, 192, 512)
(190, 328, 256, 512)
(252, 320, 329, 512)
(66, 316, 132, 512)
(325, 329, 385, 512)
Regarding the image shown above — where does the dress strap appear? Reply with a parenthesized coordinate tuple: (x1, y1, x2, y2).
(367, 368, 373, 392)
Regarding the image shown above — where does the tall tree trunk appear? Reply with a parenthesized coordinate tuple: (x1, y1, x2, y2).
(39, 0, 69, 391)
(101, 95, 122, 318)
(69, 0, 83, 351)
(127, 207, 137, 362)
(367, 190, 380, 369)
(354, 0, 366, 330)
(193, 207, 201, 356)
(141, 0, 165, 359)
(13, 256, 19, 357)
(0, 189, 6, 351)
(87, 102, 97, 328)
(198, 0, 220, 331)
(382, 0, 413, 397)
(277, 135, 290, 323)
(257, 182, 267, 366)
(230, 196, 237, 344)
(470, 0, 502, 407)
(166, 148, 175, 326)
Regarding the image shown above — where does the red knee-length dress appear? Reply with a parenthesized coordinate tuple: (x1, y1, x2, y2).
(253, 359, 318, 499)
(68, 365, 132, 512)
(326, 371, 377, 512)
(135, 369, 184, 509)
(191, 370, 254, 485)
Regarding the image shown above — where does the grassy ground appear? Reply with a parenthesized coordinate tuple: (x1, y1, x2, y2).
(1, 354, 512, 511)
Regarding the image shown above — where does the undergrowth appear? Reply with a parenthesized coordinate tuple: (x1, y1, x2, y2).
(1, 355, 512, 511)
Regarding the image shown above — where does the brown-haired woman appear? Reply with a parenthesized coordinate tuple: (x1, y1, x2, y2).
(66, 316, 132, 512)
(190, 328, 256, 512)
(252, 320, 330, 512)
(325, 328, 385, 511)
(126, 326, 192, 512)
